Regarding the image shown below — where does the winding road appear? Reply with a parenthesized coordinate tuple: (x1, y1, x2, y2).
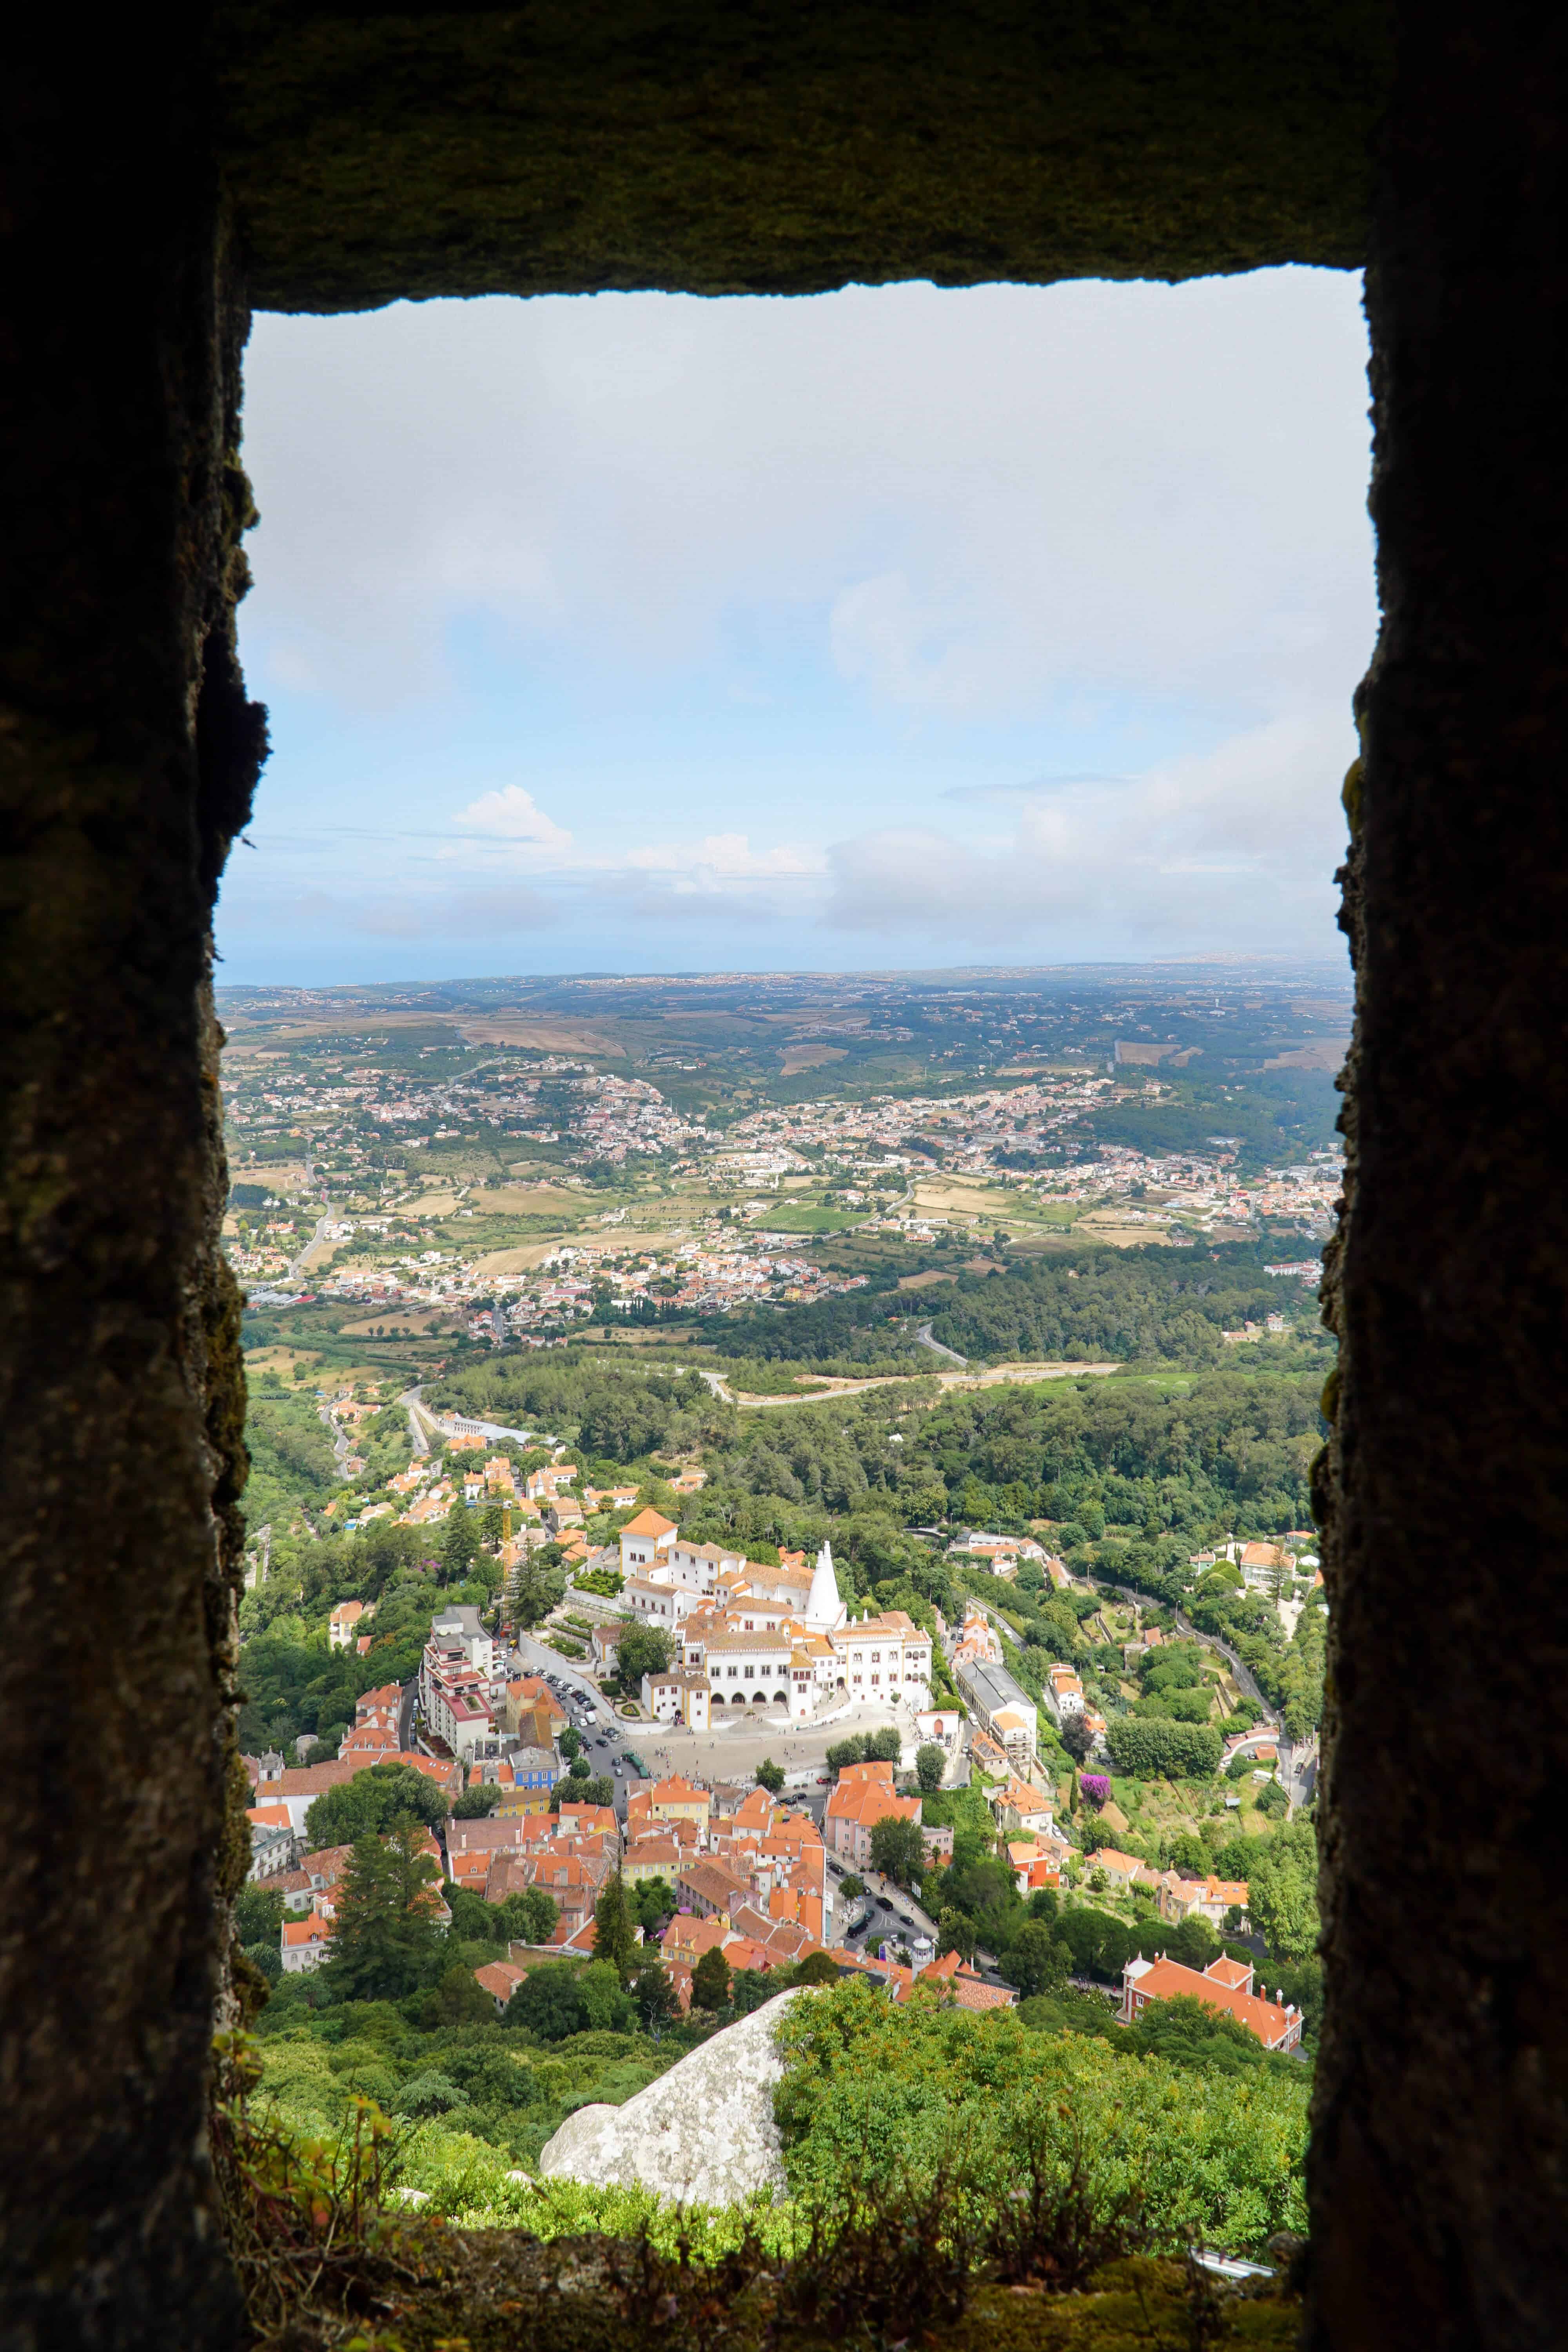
(914, 1319, 968, 1368)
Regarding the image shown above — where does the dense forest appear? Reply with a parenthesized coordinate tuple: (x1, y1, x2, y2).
(429, 1358, 726, 1464)
(687, 1369, 1327, 1543)
(1069, 1067, 1340, 1171)
(700, 1242, 1327, 1372)
(924, 1247, 1326, 1369)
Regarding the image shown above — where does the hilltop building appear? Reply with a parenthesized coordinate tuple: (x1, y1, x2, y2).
(619, 1522, 928, 1723)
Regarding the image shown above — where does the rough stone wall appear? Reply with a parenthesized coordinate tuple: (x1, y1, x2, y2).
(216, 0, 1388, 310)
(0, 11, 263, 2345)
(1308, 6, 1568, 2346)
(10, 5, 1568, 2348)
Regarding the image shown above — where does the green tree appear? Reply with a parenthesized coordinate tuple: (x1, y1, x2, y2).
(755, 1758, 785, 1794)
(1102, 1718, 1223, 1779)
(1248, 1824, 1319, 1959)
(326, 1824, 442, 2000)
(510, 1551, 555, 1630)
(1129, 1994, 1265, 2074)
(452, 1784, 501, 1818)
(863, 1726, 902, 1764)
(838, 1874, 865, 1900)
(445, 1885, 499, 1941)
(559, 1725, 583, 1761)
(691, 1944, 732, 2013)
(633, 1961, 679, 2029)
(443, 1500, 481, 1577)
(1058, 1712, 1094, 1764)
(495, 1886, 560, 1947)
(1000, 1921, 1071, 1997)
(794, 1949, 841, 1987)
(234, 1884, 285, 1948)
(631, 1876, 675, 1934)
(577, 1958, 637, 2030)
(869, 1813, 926, 1886)
(304, 1763, 450, 1851)
(506, 1963, 586, 2041)
(592, 1870, 639, 1984)
(394, 2070, 470, 2117)
(437, 1959, 495, 2025)
(1165, 1915, 1223, 1972)
(615, 1620, 673, 1686)
(914, 1742, 947, 1793)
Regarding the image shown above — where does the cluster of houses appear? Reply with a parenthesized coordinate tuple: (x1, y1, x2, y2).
(244, 1697, 1300, 2050)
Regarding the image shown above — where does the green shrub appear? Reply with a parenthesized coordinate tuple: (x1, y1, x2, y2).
(773, 1977, 1308, 2253)
(1102, 1718, 1222, 1779)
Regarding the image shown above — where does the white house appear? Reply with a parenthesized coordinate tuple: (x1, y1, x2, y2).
(621, 1572, 701, 1629)
(916, 1707, 964, 1750)
(703, 1628, 797, 1713)
(618, 1507, 678, 1574)
(424, 1669, 495, 1759)
(642, 1664, 712, 1730)
(1044, 1664, 1085, 1722)
(328, 1599, 373, 1650)
(280, 1912, 331, 1973)
(829, 1611, 932, 1704)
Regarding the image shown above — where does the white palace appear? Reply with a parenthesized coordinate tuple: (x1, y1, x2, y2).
(617, 1508, 933, 1730)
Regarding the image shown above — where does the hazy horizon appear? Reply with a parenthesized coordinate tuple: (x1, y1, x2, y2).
(214, 952, 1354, 1004)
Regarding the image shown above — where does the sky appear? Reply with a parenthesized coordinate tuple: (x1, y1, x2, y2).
(218, 270, 1374, 985)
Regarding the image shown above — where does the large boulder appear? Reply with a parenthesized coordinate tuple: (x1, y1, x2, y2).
(538, 1992, 802, 2207)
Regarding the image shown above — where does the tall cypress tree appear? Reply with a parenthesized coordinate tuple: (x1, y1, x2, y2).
(326, 1823, 442, 2000)
(591, 1869, 639, 1985)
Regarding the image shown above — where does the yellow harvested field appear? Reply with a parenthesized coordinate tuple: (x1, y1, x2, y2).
(339, 1310, 446, 1335)
(950, 1360, 1117, 1388)
(245, 1345, 320, 1376)
(1073, 1207, 1172, 1247)
(230, 1161, 311, 1191)
(780, 1043, 847, 1074)
(471, 1185, 585, 1215)
(472, 1243, 559, 1277)
(456, 1016, 625, 1054)
(1264, 1038, 1349, 1071)
(911, 1175, 1010, 1220)
(898, 1269, 956, 1290)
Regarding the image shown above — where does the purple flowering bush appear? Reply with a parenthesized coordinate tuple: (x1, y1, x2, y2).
(1080, 1773, 1111, 1809)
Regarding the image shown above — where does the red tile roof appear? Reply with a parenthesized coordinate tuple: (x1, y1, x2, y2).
(1125, 1955, 1298, 2048)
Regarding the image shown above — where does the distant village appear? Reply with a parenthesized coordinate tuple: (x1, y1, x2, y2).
(224, 1045, 1341, 1341)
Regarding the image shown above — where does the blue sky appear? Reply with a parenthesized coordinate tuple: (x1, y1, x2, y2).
(218, 271, 1374, 985)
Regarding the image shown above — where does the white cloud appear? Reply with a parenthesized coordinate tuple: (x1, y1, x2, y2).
(452, 784, 574, 849)
(822, 711, 1351, 953)
(621, 832, 825, 885)
(240, 272, 1374, 724)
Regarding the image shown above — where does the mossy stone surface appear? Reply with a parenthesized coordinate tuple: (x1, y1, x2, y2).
(216, 1, 1390, 313)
